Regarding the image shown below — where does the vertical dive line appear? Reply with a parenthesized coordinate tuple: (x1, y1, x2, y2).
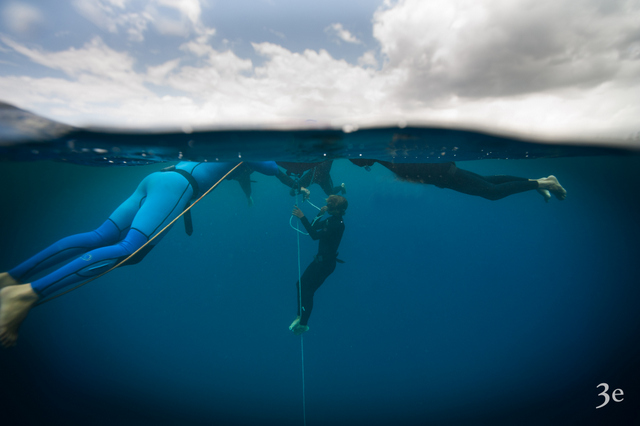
(301, 335, 306, 426)
(295, 195, 307, 426)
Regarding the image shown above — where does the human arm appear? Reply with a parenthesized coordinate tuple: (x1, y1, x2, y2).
(276, 169, 297, 189)
(277, 170, 311, 200)
(292, 206, 304, 219)
(292, 206, 324, 239)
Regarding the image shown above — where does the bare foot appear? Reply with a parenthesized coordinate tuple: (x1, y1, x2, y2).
(289, 316, 309, 334)
(0, 284, 38, 348)
(0, 272, 19, 290)
(291, 324, 309, 336)
(289, 316, 301, 331)
(537, 176, 566, 200)
(537, 188, 551, 203)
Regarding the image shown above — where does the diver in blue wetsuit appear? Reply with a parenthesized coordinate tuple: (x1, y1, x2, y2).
(0, 161, 278, 348)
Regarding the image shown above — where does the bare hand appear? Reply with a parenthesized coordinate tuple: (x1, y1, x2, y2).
(319, 206, 328, 215)
(292, 206, 304, 218)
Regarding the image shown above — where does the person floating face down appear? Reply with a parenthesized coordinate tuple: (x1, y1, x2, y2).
(348, 159, 566, 202)
(289, 194, 348, 335)
(0, 161, 279, 348)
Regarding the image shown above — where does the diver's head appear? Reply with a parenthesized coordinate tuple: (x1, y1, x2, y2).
(326, 194, 348, 216)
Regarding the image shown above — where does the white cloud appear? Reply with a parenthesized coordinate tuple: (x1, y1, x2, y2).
(179, 27, 217, 56)
(146, 58, 181, 84)
(0, 34, 393, 127)
(358, 50, 379, 68)
(325, 23, 362, 44)
(72, 0, 212, 40)
(373, 0, 640, 100)
(156, 0, 202, 27)
(73, 0, 122, 33)
(364, 0, 640, 138)
(1, 36, 140, 82)
(249, 42, 392, 119)
(266, 28, 286, 40)
(1, 0, 640, 141)
(73, 0, 151, 41)
(2, 2, 44, 36)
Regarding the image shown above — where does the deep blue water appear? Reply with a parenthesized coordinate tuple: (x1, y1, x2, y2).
(1, 122, 640, 425)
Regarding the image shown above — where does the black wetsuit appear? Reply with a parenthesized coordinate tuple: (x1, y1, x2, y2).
(350, 159, 539, 201)
(296, 213, 345, 325)
(277, 161, 344, 197)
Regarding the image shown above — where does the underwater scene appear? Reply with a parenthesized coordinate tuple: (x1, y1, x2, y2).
(3, 1, 640, 424)
(1, 106, 640, 425)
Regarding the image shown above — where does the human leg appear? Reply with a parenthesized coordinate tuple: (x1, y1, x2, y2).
(479, 175, 563, 202)
(480, 174, 566, 200)
(0, 171, 193, 347)
(294, 259, 336, 327)
(313, 161, 345, 196)
(290, 259, 331, 335)
(0, 181, 143, 347)
(444, 167, 541, 201)
(6, 220, 125, 286)
(297, 169, 314, 191)
(2, 173, 150, 290)
(28, 229, 148, 298)
(29, 171, 193, 298)
(2, 171, 156, 288)
(378, 161, 563, 202)
(1, 232, 158, 347)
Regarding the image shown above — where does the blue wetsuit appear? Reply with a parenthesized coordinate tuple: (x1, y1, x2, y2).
(9, 161, 278, 299)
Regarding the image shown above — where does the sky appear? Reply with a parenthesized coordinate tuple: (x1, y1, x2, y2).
(0, 0, 639, 143)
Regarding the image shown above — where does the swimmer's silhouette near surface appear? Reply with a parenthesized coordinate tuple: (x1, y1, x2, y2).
(349, 159, 566, 202)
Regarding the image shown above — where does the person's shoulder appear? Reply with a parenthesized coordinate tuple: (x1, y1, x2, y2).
(330, 215, 345, 225)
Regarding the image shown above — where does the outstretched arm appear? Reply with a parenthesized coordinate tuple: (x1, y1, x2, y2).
(276, 170, 311, 199)
(276, 169, 297, 189)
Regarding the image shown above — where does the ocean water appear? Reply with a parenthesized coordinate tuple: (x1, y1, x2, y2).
(1, 117, 640, 425)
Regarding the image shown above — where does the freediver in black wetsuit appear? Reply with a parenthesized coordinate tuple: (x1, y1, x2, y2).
(289, 194, 348, 335)
(349, 159, 566, 201)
